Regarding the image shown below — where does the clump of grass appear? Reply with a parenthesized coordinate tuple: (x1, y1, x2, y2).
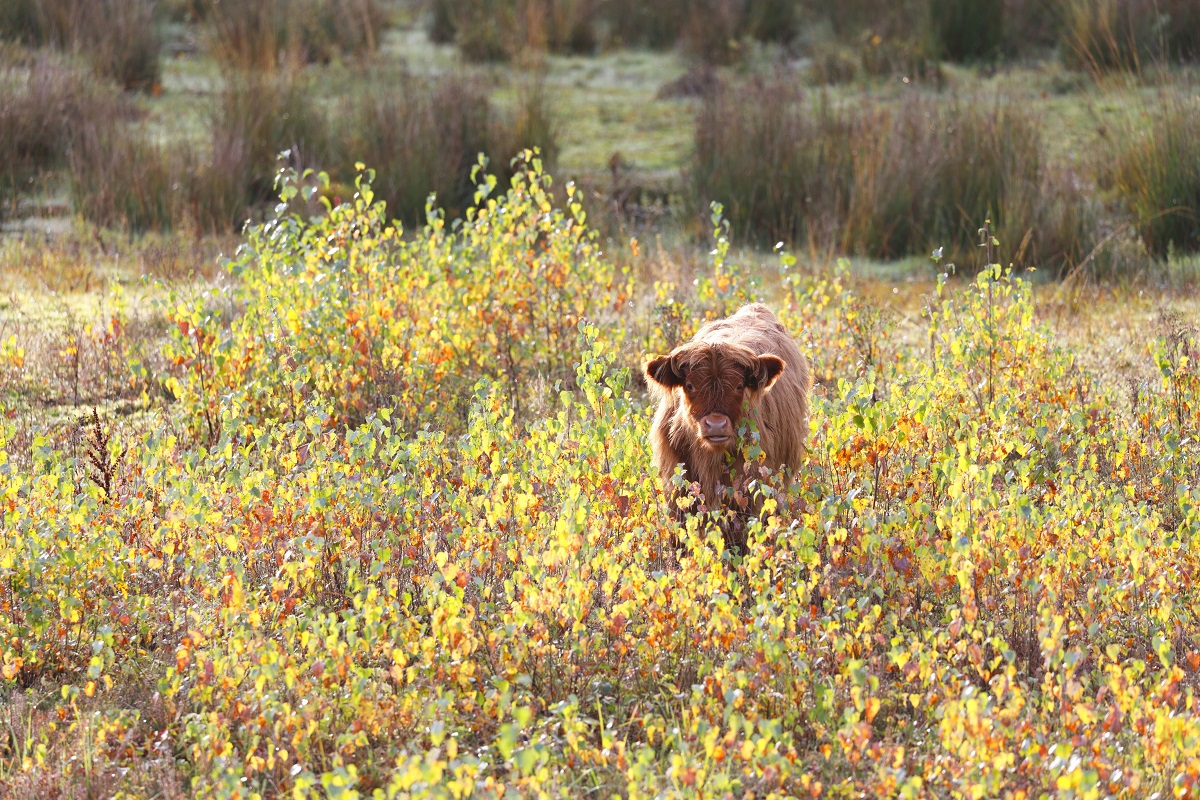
(999, 0, 1062, 57)
(677, 0, 749, 64)
(693, 79, 1096, 272)
(807, 42, 861, 84)
(206, 72, 330, 221)
(0, 0, 40, 43)
(609, 0, 797, 61)
(847, 97, 1095, 271)
(66, 70, 335, 235)
(493, 76, 560, 169)
(66, 0, 161, 90)
(1108, 94, 1200, 257)
(333, 71, 557, 224)
(436, 0, 595, 62)
(692, 80, 854, 246)
(931, 0, 1002, 62)
(440, 0, 799, 63)
(67, 120, 188, 232)
(600, 0, 684, 49)
(1062, 0, 1200, 74)
(198, 0, 386, 71)
(335, 73, 491, 223)
(523, 0, 597, 55)
(1, 0, 160, 90)
(0, 51, 127, 215)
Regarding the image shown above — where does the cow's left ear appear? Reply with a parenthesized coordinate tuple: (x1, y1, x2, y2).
(646, 355, 685, 388)
(748, 355, 785, 391)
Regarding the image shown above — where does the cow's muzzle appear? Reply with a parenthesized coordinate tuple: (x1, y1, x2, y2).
(699, 414, 733, 448)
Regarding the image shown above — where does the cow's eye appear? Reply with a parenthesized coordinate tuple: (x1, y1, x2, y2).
(736, 383, 745, 391)
(685, 383, 694, 392)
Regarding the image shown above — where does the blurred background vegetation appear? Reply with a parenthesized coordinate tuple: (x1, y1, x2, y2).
(0, 0, 1197, 278)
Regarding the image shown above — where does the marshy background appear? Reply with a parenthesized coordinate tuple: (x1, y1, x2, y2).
(2, 1, 1200, 797)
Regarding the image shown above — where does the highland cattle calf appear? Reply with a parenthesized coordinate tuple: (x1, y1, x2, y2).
(645, 304, 811, 536)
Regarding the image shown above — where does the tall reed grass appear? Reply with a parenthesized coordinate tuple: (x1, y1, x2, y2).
(68, 121, 186, 232)
(693, 79, 1096, 271)
(1108, 94, 1200, 257)
(0, 0, 160, 90)
(1061, 0, 1200, 74)
(333, 72, 558, 224)
(198, 0, 385, 71)
(0, 51, 127, 216)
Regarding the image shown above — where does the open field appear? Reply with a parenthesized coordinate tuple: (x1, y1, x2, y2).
(3, 1, 1200, 797)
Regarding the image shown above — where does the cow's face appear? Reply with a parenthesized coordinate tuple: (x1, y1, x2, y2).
(646, 342, 785, 452)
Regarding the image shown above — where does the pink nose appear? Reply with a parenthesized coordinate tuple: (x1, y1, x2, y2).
(701, 414, 732, 439)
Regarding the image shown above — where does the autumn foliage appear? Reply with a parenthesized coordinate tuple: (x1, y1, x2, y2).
(2, 159, 1200, 798)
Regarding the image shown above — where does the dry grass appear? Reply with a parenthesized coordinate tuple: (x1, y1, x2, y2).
(1107, 92, 1200, 257)
(333, 71, 558, 224)
(0, 50, 128, 218)
(197, 0, 386, 71)
(0, 0, 160, 90)
(1061, 0, 1200, 74)
(692, 80, 1097, 272)
(68, 122, 189, 233)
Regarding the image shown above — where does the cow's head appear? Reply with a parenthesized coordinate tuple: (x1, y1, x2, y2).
(645, 342, 785, 452)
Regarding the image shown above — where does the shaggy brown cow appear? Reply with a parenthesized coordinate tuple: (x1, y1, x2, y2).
(645, 303, 811, 526)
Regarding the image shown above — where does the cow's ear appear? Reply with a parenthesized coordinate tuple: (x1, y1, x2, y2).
(646, 354, 685, 388)
(748, 355, 785, 391)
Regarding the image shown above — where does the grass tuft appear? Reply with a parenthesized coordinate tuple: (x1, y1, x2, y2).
(1108, 93, 1200, 257)
(1061, 0, 1200, 74)
(0, 0, 160, 90)
(693, 80, 1096, 271)
(333, 71, 558, 224)
(67, 121, 187, 232)
(0, 51, 127, 217)
(198, 0, 386, 71)
(205, 72, 331, 224)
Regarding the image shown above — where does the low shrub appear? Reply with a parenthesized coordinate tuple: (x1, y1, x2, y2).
(1061, 0, 1200, 73)
(199, 0, 385, 70)
(169, 157, 627, 436)
(1108, 94, 1200, 257)
(333, 72, 557, 225)
(5, 173, 1200, 796)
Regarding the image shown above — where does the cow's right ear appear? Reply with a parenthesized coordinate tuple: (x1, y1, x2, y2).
(645, 355, 685, 388)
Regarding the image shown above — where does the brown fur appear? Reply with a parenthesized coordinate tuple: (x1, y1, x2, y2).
(645, 303, 811, 519)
